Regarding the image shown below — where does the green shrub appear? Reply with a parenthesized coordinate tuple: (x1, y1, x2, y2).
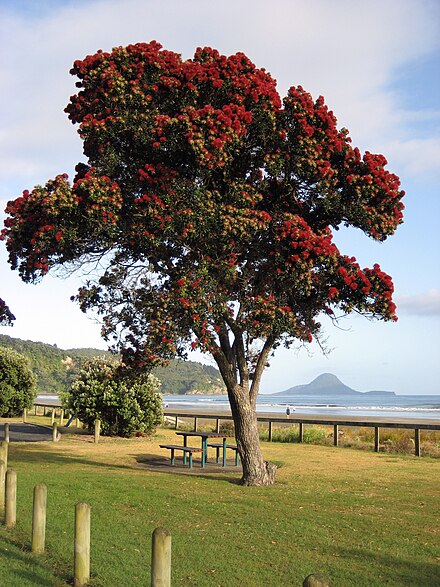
(61, 357, 163, 436)
(0, 346, 36, 416)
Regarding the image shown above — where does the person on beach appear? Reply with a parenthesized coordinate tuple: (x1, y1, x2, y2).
(286, 407, 291, 418)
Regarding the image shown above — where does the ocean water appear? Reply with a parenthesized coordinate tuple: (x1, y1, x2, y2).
(162, 393, 440, 420)
(37, 392, 440, 420)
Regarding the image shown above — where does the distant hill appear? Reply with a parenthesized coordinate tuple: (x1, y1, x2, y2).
(0, 334, 225, 395)
(273, 373, 395, 396)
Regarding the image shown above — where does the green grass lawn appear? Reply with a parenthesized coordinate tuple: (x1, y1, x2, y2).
(0, 425, 439, 586)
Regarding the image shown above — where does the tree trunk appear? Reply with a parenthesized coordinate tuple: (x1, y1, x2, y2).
(228, 385, 277, 486)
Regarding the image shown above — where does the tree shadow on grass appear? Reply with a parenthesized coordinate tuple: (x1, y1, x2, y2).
(8, 445, 132, 472)
(330, 545, 440, 587)
(0, 533, 69, 586)
(134, 453, 243, 484)
(8, 445, 243, 483)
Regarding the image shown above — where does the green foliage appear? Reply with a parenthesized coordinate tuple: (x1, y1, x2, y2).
(0, 346, 36, 416)
(61, 356, 163, 436)
(0, 334, 224, 395)
(153, 359, 224, 394)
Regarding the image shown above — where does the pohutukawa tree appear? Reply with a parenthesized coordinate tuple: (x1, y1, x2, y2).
(1, 42, 404, 485)
(0, 299, 15, 326)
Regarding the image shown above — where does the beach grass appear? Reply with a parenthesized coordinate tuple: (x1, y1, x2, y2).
(0, 426, 439, 586)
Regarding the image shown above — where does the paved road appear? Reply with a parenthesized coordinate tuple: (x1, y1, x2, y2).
(1, 423, 54, 442)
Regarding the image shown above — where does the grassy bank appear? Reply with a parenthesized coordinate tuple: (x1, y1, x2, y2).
(1, 425, 439, 586)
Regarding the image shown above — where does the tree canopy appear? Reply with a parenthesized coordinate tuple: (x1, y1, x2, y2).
(1, 42, 404, 484)
(0, 346, 36, 416)
(61, 356, 163, 437)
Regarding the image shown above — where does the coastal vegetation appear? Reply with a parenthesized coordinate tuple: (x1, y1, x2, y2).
(0, 346, 36, 416)
(0, 334, 224, 396)
(60, 356, 163, 436)
(0, 424, 438, 586)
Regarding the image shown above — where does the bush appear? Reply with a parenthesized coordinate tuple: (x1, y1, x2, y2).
(0, 346, 36, 416)
(61, 357, 163, 437)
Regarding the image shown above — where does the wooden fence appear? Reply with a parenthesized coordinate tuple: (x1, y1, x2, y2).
(164, 411, 440, 457)
(32, 401, 440, 457)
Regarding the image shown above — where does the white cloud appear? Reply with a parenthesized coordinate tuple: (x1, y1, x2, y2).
(396, 289, 440, 316)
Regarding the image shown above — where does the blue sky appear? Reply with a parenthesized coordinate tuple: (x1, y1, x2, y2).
(0, 0, 439, 395)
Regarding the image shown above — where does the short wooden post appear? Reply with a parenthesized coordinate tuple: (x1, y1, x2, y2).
(76, 418, 80, 428)
(32, 483, 47, 554)
(60, 409, 64, 426)
(268, 421, 273, 442)
(303, 573, 330, 586)
(0, 460, 6, 518)
(43, 406, 47, 416)
(414, 428, 420, 457)
(74, 502, 91, 587)
(298, 422, 304, 443)
(151, 527, 171, 587)
(5, 468, 17, 528)
(0, 441, 8, 470)
(215, 419, 220, 433)
(51, 409, 55, 424)
(174, 416, 178, 430)
(94, 419, 101, 443)
(193, 417, 198, 431)
(333, 425, 339, 447)
(52, 422, 58, 442)
(4, 423, 9, 443)
(374, 427, 380, 452)
(22, 408, 27, 423)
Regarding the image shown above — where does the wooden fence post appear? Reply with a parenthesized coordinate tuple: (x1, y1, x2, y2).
(0, 441, 8, 470)
(52, 422, 58, 442)
(94, 420, 101, 444)
(22, 408, 27, 423)
(4, 423, 9, 443)
(5, 469, 17, 528)
(151, 527, 171, 587)
(193, 417, 198, 431)
(333, 425, 339, 447)
(60, 409, 64, 426)
(268, 421, 273, 442)
(374, 427, 380, 452)
(174, 416, 178, 430)
(0, 460, 5, 519)
(414, 428, 421, 456)
(215, 418, 220, 433)
(303, 573, 330, 586)
(32, 483, 47, 554)
(51, 410, 55, 424)
(298, 422, 304, 443)
(74, 502, 91, 587)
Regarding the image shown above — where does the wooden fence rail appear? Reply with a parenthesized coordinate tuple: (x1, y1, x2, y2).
(164, 410, 440, 457)
(31, 401, 440, 457)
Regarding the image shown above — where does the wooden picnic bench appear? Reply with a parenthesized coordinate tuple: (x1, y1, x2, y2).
(159, 444, 203, 468)
(206, 442, 240, 466)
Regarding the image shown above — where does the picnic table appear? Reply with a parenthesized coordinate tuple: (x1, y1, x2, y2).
(177, 431, 235, 467)
(160, 431, 238, 468)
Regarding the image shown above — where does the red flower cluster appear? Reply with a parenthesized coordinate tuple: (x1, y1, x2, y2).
(2, 41, 404, 369)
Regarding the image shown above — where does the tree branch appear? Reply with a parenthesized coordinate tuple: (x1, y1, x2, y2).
(249, 334, 275, 405)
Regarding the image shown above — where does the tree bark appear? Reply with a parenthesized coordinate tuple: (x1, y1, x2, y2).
(227, 384, 276, 486)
